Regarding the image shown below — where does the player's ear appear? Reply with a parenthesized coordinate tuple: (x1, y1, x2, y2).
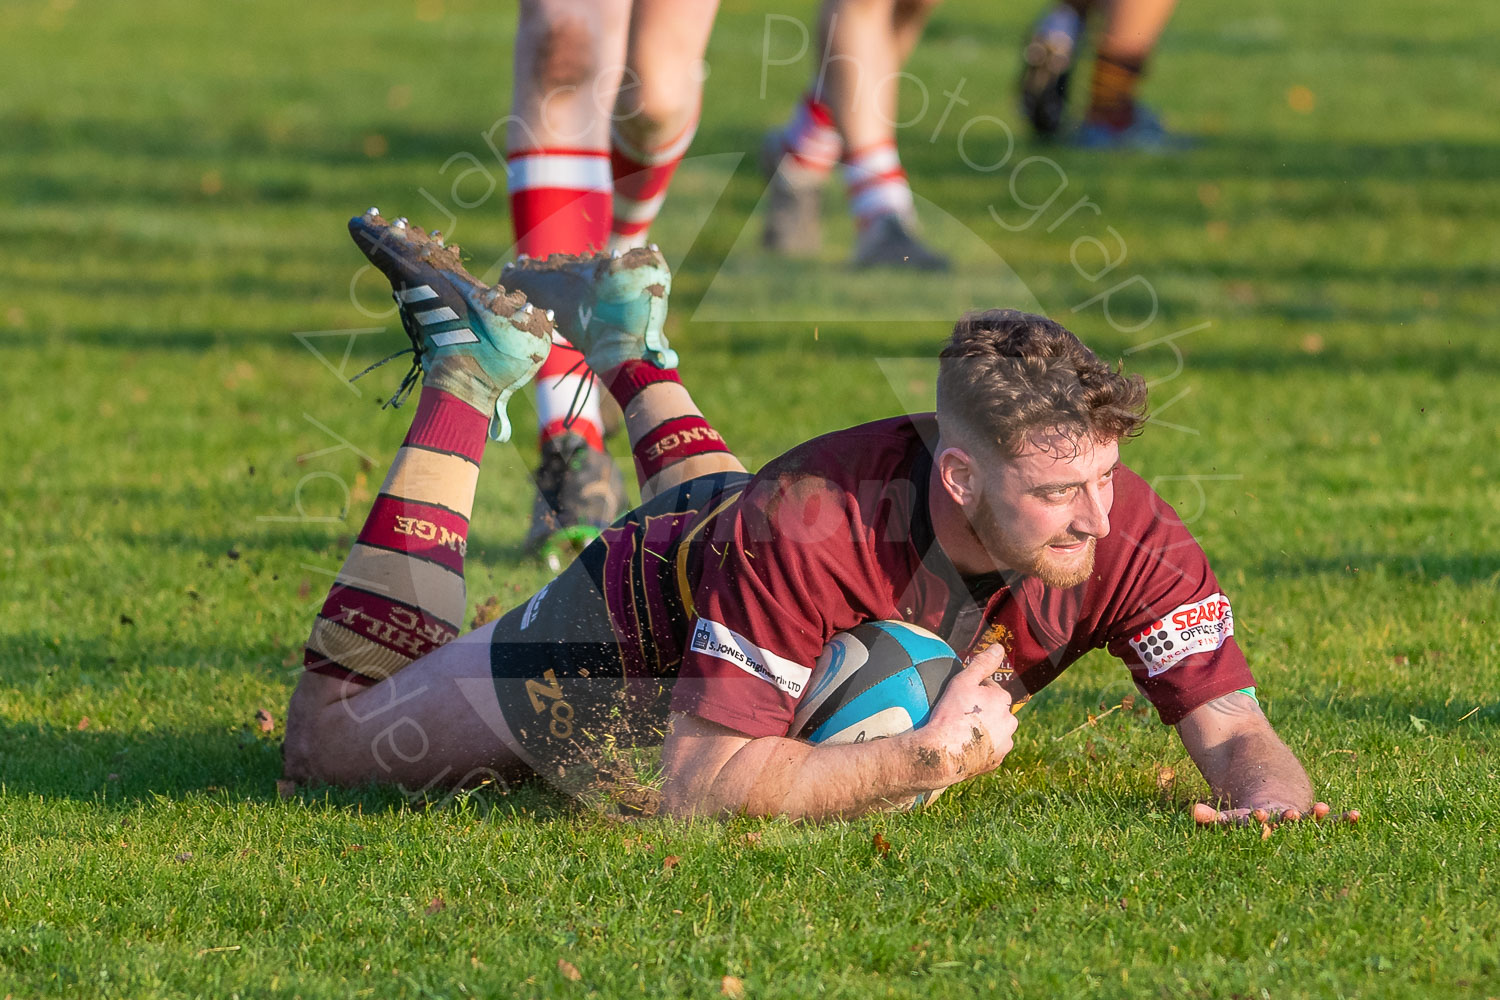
(936, 446, 978, 507)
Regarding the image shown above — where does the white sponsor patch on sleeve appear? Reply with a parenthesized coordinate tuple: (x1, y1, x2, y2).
(1127, 593, 1234, 676)
(688, 618, 812, 697)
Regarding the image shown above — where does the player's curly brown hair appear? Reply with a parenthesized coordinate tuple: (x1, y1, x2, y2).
(936, 309, 1148, 457)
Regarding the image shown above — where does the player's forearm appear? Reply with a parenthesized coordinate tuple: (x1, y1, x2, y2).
(1190, 725, 1313, 813)
(692, 731, 967, 820)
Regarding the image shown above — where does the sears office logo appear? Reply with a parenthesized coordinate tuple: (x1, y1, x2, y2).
(1128, 593, 1234, 676)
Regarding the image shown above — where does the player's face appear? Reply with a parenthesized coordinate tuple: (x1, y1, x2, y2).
(969, 432, 1120, 588)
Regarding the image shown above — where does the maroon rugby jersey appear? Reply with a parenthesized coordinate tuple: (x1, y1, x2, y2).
(667, 414, 1253, 737)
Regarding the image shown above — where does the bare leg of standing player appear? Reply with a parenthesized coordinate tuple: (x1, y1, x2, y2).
(1080, 0, 1180, 140)
(283, 215, 741, 789)
(1020, 0, 1186, 148)
(762, 0, 949, 270)
(508, 0, 631, 557)
(508, 0, 719, 558)
(607, 0, 720, 252)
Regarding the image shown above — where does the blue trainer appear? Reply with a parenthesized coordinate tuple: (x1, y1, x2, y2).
(1073, 105, 1196, 153)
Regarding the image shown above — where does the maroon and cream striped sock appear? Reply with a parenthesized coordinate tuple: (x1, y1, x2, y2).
(303, 386, 486, 686)
(603, 360, 732, 483)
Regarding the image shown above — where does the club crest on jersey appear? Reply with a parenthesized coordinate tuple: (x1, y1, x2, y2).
(1128, 593, 1233, 676)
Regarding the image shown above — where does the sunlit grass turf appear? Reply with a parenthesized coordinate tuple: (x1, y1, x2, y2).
(3, 0, 1499, 995)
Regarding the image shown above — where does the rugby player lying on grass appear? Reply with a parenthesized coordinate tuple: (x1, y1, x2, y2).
(283, 210, 1350, 825)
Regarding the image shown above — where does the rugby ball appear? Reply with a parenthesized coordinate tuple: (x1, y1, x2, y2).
(792, 621, 964, 805)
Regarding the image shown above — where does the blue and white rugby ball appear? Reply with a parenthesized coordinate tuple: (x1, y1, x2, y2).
(792, 620, 963, 745)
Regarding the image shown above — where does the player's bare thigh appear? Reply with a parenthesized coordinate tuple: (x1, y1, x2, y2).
(614, 0, 720, 145)
(285, 622, 539, 791)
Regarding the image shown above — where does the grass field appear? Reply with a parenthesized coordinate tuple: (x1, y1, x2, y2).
(4, 0, 1499, 995)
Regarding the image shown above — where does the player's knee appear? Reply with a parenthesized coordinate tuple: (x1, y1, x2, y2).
(520, 8, 606, 92)
(282, 672, 343, 783)
(615, 73, 699, 146)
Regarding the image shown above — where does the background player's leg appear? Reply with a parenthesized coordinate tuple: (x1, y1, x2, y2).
(509, 0, 633, 552)
(607, 0, 720, 252)
(1019, 0, 1093, 138)
(1077, 0, 1181, 146)
(817, 0, 949, 269)
(1097, 0, 1176, 66)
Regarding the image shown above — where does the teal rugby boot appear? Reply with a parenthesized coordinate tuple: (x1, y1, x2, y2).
(349, 208, 552, 441)
(498, 245, 678, 375)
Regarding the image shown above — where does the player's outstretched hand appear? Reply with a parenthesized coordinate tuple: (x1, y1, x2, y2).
(1191, 801, 1361, 827)
(922, 643, 1019, 782)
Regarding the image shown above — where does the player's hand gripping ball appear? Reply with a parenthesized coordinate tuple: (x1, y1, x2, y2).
(791, 621, 965, 807)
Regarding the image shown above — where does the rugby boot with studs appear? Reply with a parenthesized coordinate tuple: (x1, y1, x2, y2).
(758, 129, 825, 258)
(499, 244, 678, 375)
(525, 431, 628, 573)
(851, 213, 951, 272)
(499, 246, 676, 563)
(348, 208, 552, 441)
(1019, 3, 1084, 139)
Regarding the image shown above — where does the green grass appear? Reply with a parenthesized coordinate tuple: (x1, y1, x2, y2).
(3, 0, 1499, 995)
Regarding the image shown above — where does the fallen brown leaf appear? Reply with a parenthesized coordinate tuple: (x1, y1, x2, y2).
(175, 852, 194, 862)
(470, 596, 504, 630)
(557, 958, 582, 981)
(872, 832, 891, 857)
(662, 855, 680, 870)
(1155, 765, 1176, 790)
(255, 708, 275, 733)
(721, 974, 746, 998)
(1260, 822, 1273, 841)
(77, 717, 90, 731)
(425, 897, 445, 915)
(743, 831, 762, 845)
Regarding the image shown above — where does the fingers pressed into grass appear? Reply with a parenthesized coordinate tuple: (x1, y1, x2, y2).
(1195, 800, 1360, 828)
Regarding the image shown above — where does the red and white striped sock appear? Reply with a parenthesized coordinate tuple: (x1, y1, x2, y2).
(303, 387, 485, 685)
(609, 119, 697, 250)
(774, 92, 842, 185)
(506, 147, 611, 451)
(843, 142, 914, 231)
(506, 147, 613, 257)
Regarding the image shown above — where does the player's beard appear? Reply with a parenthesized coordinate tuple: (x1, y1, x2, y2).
(971, 493, 1097, 589)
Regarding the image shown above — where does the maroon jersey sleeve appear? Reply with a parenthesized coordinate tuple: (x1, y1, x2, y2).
(668, 473, 878, 737)
(1093, 470, 1256, 724)
(669, 425, 922, 737)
